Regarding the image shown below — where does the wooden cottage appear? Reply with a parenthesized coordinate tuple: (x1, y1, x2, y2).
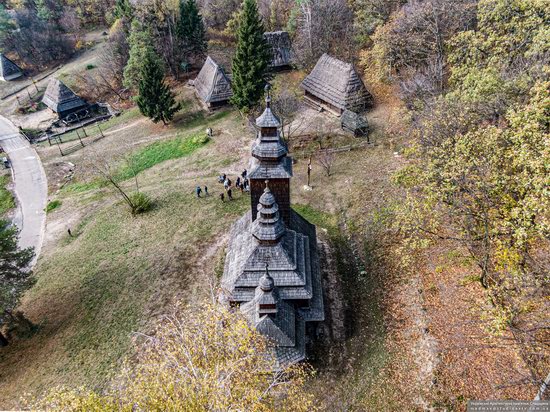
(192, 56, 232, 108)
(0, 54, 23, 81)
(264, 31, 292, 70)
(300, 53, 372, 116)
(341, 109, 369, 138)
(42, 78, 87, 119)
(221, 88, 324, 369)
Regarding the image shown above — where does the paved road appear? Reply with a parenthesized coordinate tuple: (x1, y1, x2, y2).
(0, 116, 47, 267)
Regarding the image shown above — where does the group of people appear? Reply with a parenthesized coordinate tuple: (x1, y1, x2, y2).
(196, 169, 250, 202)
(218, 169, 250, 202)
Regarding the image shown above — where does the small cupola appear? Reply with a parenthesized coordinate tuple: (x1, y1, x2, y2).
(256, 84, 282, 134)
(252, 181, 286, 243)
(257, 263, 278, 316)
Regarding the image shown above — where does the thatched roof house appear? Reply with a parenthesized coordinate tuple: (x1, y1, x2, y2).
(221, 90, 324, 370)
(264, 31, 292, 70)
(300, 53, 372, 116)
(42, 78, 87, 118)
(0, 54, 23, 81)
(341, 109, 369, 138)
(192, 56, 232, 108)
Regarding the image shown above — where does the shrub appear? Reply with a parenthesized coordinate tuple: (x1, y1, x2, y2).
(46, 200, 62, 213)
(128, 192, 152, 215)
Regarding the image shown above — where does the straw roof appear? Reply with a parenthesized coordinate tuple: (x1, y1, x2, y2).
(300, 53, 372, 112)
(264, 31, 292, 68)
(193, 56, 232, 104)
(0, 54, 23, 81)
(42, 78, 87, 115)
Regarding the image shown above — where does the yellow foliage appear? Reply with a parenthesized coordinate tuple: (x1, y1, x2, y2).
(31, 302, 318, 412)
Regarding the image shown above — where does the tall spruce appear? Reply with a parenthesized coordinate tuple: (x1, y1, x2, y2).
(177, 0, 207, 61)
(135, 50, 180, 125)
(230, 0, 271, 111)
(124, 21, 155, 90)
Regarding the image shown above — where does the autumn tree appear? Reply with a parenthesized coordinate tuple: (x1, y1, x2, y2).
(0, 220, 34, 346)
(32, 302, 319, 411)
(292, 0, 356, 69)
(230, 0, 272, 111)
(135, 49, 180, 125)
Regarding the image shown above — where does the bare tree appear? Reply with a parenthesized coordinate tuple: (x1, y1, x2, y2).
(293, 0, 356, 69)
(87, 147, 151, 215)
(272, 89, 305, 141)
(317, 149, 335, 177)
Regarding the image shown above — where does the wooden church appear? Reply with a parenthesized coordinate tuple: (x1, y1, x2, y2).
(221, 86, 324, 369)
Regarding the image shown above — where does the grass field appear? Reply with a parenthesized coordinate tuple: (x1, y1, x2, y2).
(0, 174, 15, 216)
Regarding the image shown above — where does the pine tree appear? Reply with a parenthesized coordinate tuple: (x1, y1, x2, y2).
(230, 0, 271, 111)
(135, 50, 180, 125)
(124, 21, 155, 90)
(114, 0, 133, 22)
(176, 0, 207, 61)
(0, 220, 34, 346)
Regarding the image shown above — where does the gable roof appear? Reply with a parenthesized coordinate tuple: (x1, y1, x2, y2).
(263, 31, 292, 68)
(193, 56, 232, 104)
(0, 54, 23, 81)
(42, 78, 87, 114)
(300, 53, 372, 112)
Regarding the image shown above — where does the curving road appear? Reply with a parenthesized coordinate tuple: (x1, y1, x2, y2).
(0, 115, 47, 267)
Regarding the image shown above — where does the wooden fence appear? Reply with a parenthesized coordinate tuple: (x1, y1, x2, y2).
(49, 122, 107, 156)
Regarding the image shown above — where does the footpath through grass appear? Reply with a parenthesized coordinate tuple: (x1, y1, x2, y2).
(116, 133, 210, 181)
(62, 132, 211, 194)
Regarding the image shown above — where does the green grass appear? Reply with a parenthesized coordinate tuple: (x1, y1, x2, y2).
(116, 133, 210, 181)
(46, 200, 62, 213)
(0, 174, 15, 215)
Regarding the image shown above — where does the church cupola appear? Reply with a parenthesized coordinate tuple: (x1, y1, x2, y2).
(256, 264, 278, 316)
(251, 181, 286, 244)
(249, 84, 293, 225)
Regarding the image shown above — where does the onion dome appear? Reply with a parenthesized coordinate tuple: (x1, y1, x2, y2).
(252, 181, 286, 242)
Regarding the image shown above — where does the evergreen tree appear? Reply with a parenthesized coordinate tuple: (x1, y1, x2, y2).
(114, 0, 133, 22)
(176, 0, 207, 61)
(230, 0, 271, 111)
(0, 220, 34, 346)
(124, 21, 155, 90)
(135, 50, 180, 125)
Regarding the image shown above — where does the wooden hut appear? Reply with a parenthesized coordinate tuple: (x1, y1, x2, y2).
(0, 54, 23, 81)
(300, 53, 372, 116)
(42, 78, 87, 119)
(341, 109, 369, 138)
(264, 31, 292, 70)
(192, 56, 232, 108)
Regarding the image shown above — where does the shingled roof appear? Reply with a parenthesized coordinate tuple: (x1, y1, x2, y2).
(264, 31, 292, 69)
(300, 53, 372, 114)
(0, 54, 23, 81)
(221, 91, 324, 370)
(341, 109, 369, 137)
(193, 56, 232, 106)
(42, 78, 87, 116)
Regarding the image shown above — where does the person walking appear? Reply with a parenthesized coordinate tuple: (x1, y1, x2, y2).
(227, 188, 233, 200)
(219, 192, 225, 202)
(204, 185, 208, 196)
(236, 176, 241, 188)
(196, 186, 202, 198)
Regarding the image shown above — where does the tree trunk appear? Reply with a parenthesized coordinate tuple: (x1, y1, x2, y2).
(0, 331, 8, 347)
